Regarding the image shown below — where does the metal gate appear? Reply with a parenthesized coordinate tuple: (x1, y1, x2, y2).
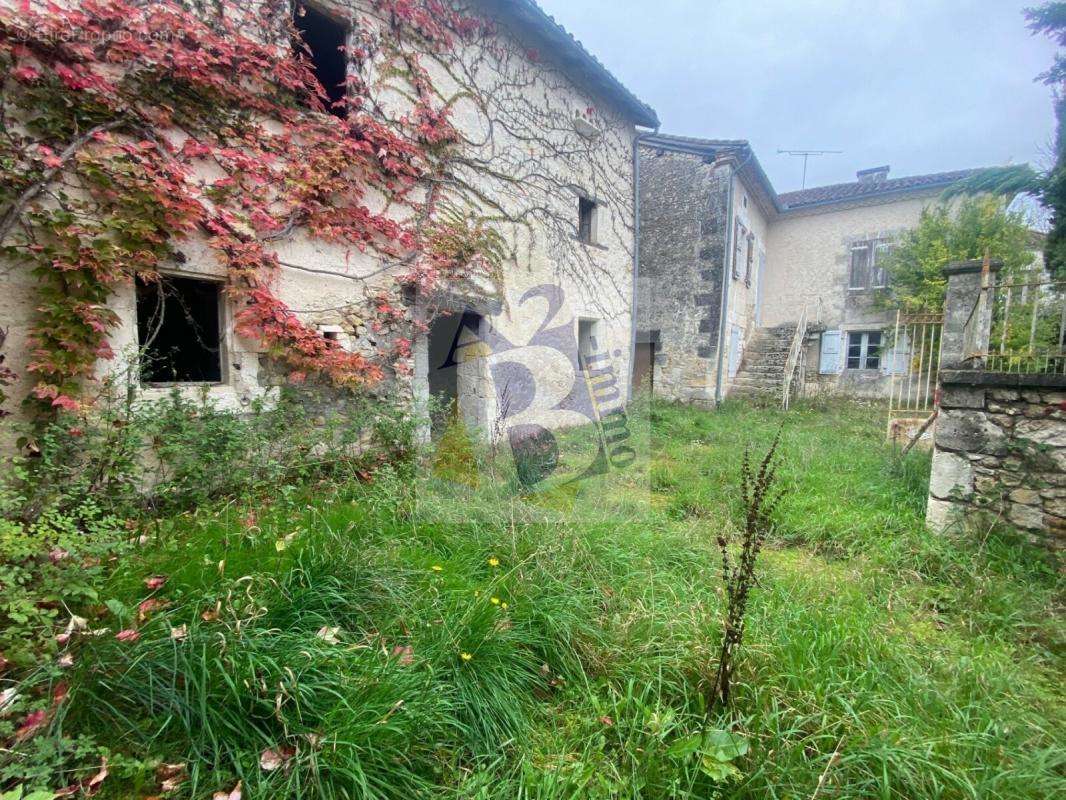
(887, 310, 943, 441)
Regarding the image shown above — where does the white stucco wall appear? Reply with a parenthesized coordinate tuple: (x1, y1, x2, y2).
(762, 192, 941, 331)
(0, 0, 642, 443)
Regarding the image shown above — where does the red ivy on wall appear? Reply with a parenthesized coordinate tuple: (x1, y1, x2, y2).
(0, 0, 492, 415)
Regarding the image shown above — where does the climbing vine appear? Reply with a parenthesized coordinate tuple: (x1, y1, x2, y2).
(0, 0, 493, 414)
(0, 0, 639, 418)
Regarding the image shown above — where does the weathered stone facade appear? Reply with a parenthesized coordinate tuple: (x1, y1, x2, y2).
(928, 374, 1066, 549)
(636, 134, 984, 405)
(0, 0, 658, 448)
(636, 148, 729, 405)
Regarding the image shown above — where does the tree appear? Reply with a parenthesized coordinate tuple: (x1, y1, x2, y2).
(880, 195, 1035, 312)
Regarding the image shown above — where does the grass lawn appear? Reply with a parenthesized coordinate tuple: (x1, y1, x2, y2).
(17, 401, 1064, 799)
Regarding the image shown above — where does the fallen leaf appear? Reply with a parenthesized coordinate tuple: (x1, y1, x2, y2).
(115, 628, 140, 643)
(49, 547, 70, 563)
(259, 746, 294, 771)
(599, 715, 614, 727)
(170, 624, 188, 640)
(58, 653, 74, 668)
(138, 598, 168, 621)
(213, 781, 242, 800)
(156, 762, 186, 792)
(15, 709, 48, 741)
(390, 644, 414, 665)
(144, 575, 167, 590)
(86, 757, 109, 794)
(201, 603, 220, 622)
(316, 626, 340, 644)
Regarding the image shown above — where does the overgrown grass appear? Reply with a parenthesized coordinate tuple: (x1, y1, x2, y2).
(7, 401, 1064, 798)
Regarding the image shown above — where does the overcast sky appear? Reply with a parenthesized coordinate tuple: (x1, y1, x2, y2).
(537, 0, 1059, 193)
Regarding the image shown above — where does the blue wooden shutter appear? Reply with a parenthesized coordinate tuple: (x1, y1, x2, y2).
(819, 330, 842, 374)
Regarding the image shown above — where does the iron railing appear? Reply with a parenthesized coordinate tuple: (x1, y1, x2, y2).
(887, 310, 944, 423)
(964, 275, 1066, 374)
(781, 302, 808, 410)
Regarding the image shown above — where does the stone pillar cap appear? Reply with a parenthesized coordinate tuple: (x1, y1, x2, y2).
(943, 258, 1004, 276)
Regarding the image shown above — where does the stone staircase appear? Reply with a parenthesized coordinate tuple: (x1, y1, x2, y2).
(728, 324, 797, 403)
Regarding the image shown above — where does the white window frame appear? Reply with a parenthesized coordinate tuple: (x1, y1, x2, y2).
(845, 330, 883, 371)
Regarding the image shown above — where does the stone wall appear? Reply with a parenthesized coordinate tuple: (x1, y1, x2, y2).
(0, 0, 644, 448)
(636, 148, 729, 405)
(928, 373, 1066, 549)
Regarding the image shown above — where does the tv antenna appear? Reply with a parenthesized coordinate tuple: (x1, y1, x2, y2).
(777, 149, 843, 189)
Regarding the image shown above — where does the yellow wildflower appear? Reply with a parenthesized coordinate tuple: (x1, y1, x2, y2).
(490, 597, 500, 605)
(461, 652, 473, 661)
(431, 565, 443, 572)
(501, 602, 509, 610)
(488, 557, 500, 567)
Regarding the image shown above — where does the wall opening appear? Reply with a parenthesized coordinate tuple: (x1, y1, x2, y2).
(136, 275, 223, 384)
(427, 310, 483, 436)
(577, 318, 599, 370)
(292, 3, 349, 118)
(632, 331, 658, 394)
(578, 196, 597, 244)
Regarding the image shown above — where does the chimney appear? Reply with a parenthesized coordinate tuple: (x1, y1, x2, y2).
(856, 165, 890, 184)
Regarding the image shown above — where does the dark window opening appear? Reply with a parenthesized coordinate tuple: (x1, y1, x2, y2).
(323, 330, 340, 342)
(293, 3, 349, 118)
(137, 275, 223, 384)
(427, 311, 482, 436)
(578, 197, 596, 244)
(577, 318, 599, 369)
(845, 330, 882, 370)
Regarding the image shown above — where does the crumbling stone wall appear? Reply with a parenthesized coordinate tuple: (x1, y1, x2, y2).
(636, 148, 729, 405)
(927, 374, 1066, 549)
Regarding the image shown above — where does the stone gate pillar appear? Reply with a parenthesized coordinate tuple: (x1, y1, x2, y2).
(940, 258, 1001, 369)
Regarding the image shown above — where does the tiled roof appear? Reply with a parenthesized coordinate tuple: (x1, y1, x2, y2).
(640, 132, 989, 216)
(501, 0, 659, 128)
(777, 168, 984, 210)
(639, 134, 778, 213)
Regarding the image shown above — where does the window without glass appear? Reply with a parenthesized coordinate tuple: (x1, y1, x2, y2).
(293, 3, 349, 118)
(578, 197, 597, 244)
(845, 330, 882, 370)
(136, 275, 223, 383)
(577, 318, 599, 369)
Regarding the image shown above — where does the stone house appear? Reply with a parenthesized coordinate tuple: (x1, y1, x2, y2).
(636, 132, 983, 404)
(0, 1, 658, 448)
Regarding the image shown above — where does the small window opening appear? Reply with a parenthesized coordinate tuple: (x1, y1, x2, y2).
(845, 330, 882, 370)
(323, 330, 339, 341)
(137, 275, 223, 383)
(577, 318, 599, 369)
(578, 197, 597, 244)
(293, 3, 349, 118)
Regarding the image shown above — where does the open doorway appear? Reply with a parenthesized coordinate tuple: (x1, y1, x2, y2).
(632, 330, 658, 395)
(427, 311, 484, 437)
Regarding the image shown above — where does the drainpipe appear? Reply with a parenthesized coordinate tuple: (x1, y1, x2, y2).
(713, 149, 754, 406)
(629, 124, 660, 404)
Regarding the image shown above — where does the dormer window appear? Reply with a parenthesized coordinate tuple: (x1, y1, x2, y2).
(293, 3, 349, 118)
